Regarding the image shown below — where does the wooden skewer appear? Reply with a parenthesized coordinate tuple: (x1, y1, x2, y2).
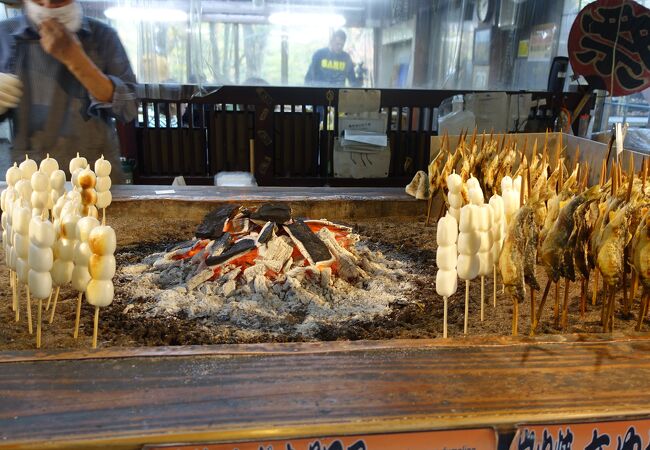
(481, 275, 485, 322)
(36, 299, 42, 349)
(102, 208, 106, 226)
(543, 128, 549, 159)
(554, 282, 560, 327)
(573, 145, 581, 172)
(580, 277, 587, 318)
(92, 306, 100, 349)
(627, 152, 635, 202)
(49, 286, 60, 324)
(607, 286, 616, 332)
(15, 281, 20, 322)
(601, 283, 608, 327)
(562, 279, 570, 330)
(464, 280, 470, 335)
(530, 289, 535, 335)
(73, 293, 83, 339)
(636, 293, 648, 331)
(12, 272, 17, 314)
(642, 158, 647, 194)
(493, 265, 497, 308)
(631, 270, 639, 304)
(45, 289, 52, 311)
(512, 296, 519, 336)
(26, 286, 33, 335)
(533, 279, 553, 332)
(600, 160, 607, 188)
(443, 296, 448, 338)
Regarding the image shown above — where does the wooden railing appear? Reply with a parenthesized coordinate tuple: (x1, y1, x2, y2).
(121, 85, 593, 186)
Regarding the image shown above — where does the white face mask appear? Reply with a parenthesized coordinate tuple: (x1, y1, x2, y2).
(24, 1, 83, 33)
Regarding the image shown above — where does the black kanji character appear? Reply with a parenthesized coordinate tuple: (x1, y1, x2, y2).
(617, 427, 642, 450)
(584, 429, 610, 450)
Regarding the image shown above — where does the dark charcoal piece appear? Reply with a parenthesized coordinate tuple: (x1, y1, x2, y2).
(196, 205, 240, 239)
(208, 233, 232, 258)
(205, 238, 256, 266)
(286, 220, 331, 264)
(257, 222, 275, 244)
(250, 204, 291, 224)
(166, 239, 197, 252)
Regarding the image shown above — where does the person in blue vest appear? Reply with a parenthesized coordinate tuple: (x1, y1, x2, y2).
(304, 30, 363, 87)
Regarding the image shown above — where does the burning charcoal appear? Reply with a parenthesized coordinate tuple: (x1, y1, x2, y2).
(207, 233, 232, 259)
(250, 203, 291, 225)
(243, 264, 265, 283)
(257, 222, 276, 244)
(196, 205, 240, 239)
(166, 239, 198, 252)
(230, 217, 250, 234)
(253, 275, 269, 294)
(284, 220, 333, 266)
(186, 268, 215, 291)
(221, 279, 237, 297)
(205, 238, 256, 267)
(261, 235, 293, 273)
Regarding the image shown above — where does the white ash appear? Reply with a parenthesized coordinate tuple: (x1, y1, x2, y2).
(117, 236, 414, 338)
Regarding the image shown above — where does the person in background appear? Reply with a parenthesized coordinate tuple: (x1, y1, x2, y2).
(304, 29, 363, 87)
(0, 0, 137, 182)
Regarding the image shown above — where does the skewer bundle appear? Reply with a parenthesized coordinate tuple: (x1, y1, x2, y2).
(436, 213, 458, 338)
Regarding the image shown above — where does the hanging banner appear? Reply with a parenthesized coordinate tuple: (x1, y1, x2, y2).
(511, 418, 650, 450)
(144, 428, 497, 450)
(568, 0, 650, 96)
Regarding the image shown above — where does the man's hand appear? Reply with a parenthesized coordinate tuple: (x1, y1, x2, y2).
(0, 73, 23, 115)
(38, 18, 82, 66)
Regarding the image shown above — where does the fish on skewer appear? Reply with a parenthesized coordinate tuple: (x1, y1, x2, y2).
(499, 205, 539, 302)
(540, 185, 600, 283)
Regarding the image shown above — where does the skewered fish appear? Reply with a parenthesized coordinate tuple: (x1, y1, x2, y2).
(632, 211, 650, 291)
(540, 186, 600, 283)
(499, 205, 539, 301)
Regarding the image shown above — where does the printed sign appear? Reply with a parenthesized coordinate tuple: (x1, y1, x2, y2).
(511, 418, 650, 450)
(568, 0, 650, 96)
(145, 428, 497, 450)
(528, 24, 557, 62)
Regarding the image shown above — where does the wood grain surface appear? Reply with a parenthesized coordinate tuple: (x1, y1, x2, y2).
(2, 335, 650, 449)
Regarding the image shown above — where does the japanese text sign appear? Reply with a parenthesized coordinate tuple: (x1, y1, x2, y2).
(512, 418, 650, 450)
(568, 0, 650, 96)
(145, 427, 497, 450)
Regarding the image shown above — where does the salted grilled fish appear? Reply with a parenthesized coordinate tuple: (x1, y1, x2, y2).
(499, 205, 539, 301)
(570, 200, 599, 280)
(540, 185, 600, 283)
(632, 211, 650, 291)
(595, 205, 631, 287)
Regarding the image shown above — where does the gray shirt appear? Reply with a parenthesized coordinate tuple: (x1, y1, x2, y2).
(0, 15, 137, 182)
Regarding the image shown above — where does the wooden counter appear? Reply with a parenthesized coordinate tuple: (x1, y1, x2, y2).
(2, 334, 650, 449)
